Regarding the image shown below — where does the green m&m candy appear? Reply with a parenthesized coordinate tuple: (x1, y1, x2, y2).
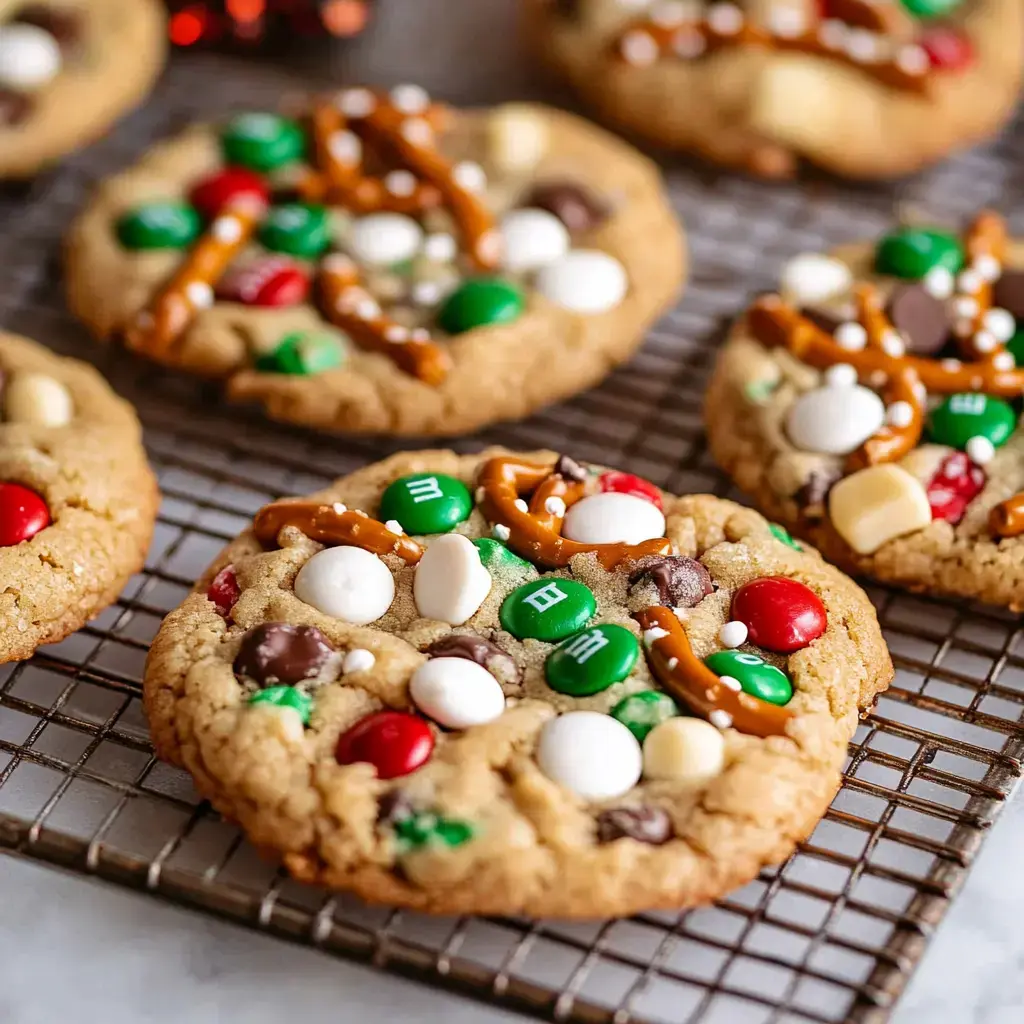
(704, 650, 793, 706)
(221, 113, 305, 171)
(249, 685, 313, 725)
(545, 624, 639, 696)
(116, 201, 202, 250)
(259, 203, 331, 258)
(394, 812, 474, 850)
(927, 393, 1016, 451)
(379, 473, 472, 535)
(472, 537, 534, 575)
(1007, 330, 1024, 366)
(610, 690, 681, 743)
(499, 577, 596, 642)
(437, 278, 525, 334)
(255, 332, 345, 375)
(874, 227, 964, 280)
(899, 0, 962, 18)
(768, 522, 802, 551)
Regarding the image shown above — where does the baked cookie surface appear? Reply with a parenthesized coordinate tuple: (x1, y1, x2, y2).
(144, 448, 891, 917)
(0, 0, 166, 177)
(66, 86, 685, 436)
(0, 332, 158, 662)
(707, 210, 1024, 609)
(526, 0, 1023, 179)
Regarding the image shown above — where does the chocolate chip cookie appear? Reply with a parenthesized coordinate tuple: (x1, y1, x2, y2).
(0, 331, 158, 662)
(706, 209, 1024, 608)
(66, 85, 685, 436)
(0, 0, 166, 177)
(144, 448, 891, 917)
(526, 0, 1023, 179)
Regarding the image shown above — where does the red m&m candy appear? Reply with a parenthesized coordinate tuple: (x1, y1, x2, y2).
(921, 28, 974, 72)
(730, 577, 827, 654)
(207, 565, 241, 617)
(335, 711, 434, 779)
(189, 167, 270, 219)
(0, 482, 50, 547)
(926, 452, 985, 525)
(216, 256, 310, 307)
(598, 471, 663, 510)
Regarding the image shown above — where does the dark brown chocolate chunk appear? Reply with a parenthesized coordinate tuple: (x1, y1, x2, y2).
(886, 283, 950, 355)
(992, 269, 1024, 321)
(796, 468, 841, 517)
(15, 5, 82, 48)
(523, 181, 610, 236)
(629, 556, 713, 608)
(234, 623, 334, 687)
(426, 633, 521, 684)
(554, 453, 588, 483)
(0, 89, 31, 127)
(596, 806, 672, 845)
(377, 789, 416, 824)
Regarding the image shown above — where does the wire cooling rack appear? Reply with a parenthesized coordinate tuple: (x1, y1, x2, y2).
(2, 5, 1024, 1020)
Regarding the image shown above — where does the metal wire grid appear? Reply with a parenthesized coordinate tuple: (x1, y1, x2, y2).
(0, 39, 1023, 1024)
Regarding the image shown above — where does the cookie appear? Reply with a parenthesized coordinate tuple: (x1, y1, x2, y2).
(65, 86, 685, 436)
(143, 448, 891, 917)
(0, 331, 158, 662)
(706, 210, 1024, 608)
(0, 1, 167, 177)
(526, 0, 1023, 179)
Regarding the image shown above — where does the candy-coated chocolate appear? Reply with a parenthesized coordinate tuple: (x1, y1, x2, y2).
(249, 685, 313, 725)
(595, 805, 672, 844)
(413, 534, 492, 625)
(704, 649, 793, 706)
(393, 812, 474, 849)
(255, 332, 344, 374)
(335, 710, 434, 779)
(258, 203, 330, 258)
(499, 577, 596, 642)
(544, 623, 639, 696)
(0, 481, 50, 546)
(426, 633, 521, 684)
(523, 180, 609, 235)
(927, 393, 1016, 451)
(899, 0, 962, 18)
(116, 201, 202, 251)
(598, 471, 663, 509)
(471, 537, 534, 575)
(294, 547, 394, 624)
(926, 452, 986, 524)
(189, 167, 270, 219)
(921, 27, 974, 71)
(217, 257, 310, 307)
(535, 711, 642, 800)
(221, 112, 305, 172)
(409, 656, 505, 729)
(437, 278, 525, 334)
(562, 492, 666, 544)
(768, 522, 802, 550)
(234, 622, 334, 687)
(730, 577, 827, 654)
(874, 227, 964, 280)
(1008, 329, 1024, 366)
(207, 564, 240, 616)
(628, 555, 713, 608)
(610, 690, 681, 743)
(379, 472, 472, 535)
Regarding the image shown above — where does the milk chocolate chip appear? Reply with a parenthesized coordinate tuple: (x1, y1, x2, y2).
(524, 181, 609, 236)
(629, 556, 713, 608)
(596, 806, 672, 844)
(426, 633, 521, 684)
(886, 283, 949, 355)
(554, 453, 588, 483)
(234, 622, 334, 687)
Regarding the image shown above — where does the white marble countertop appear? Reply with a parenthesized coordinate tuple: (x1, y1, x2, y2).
(1, 786, 1020, 1024)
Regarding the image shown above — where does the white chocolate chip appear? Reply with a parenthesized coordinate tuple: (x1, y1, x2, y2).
(643, 717, 725, 784)
(544, 496, 566, 517)
(500, 208, 570, 273)
(413, 534, 492, 626)
(342, 648, 376, 674)
(535, 250, 628, 314)
(2, 372, 73, 428)
(452, 161, 487, 194)
(779, 253, 852, 306)
(536, 712, 642, 800)
(0, 24, 62, 92)
(409, 656, 505, 730)
(347, 213, 423, 266)
(563, 492, 666, 544)
(487, 105, 550, 173)
(972, 254, 1001, 282)
(785, 382, 885, 455)
(965, 436, 996, 465)
(828, 464, 932, 555)
(294, 547, 395, 624)
(718, 621, 748, 649)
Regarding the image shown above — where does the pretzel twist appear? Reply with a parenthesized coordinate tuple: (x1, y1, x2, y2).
(635, 606, 795, 738)
(253, 500, 425, 564)
(846, 366, 924, 471)
(477, 456, 671, 570)
(952, 211, 1009, 363)
(124, 198, 264, 357)
(989, 494, 1024, 539)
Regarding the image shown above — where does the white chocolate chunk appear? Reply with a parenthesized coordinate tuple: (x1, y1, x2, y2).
(562, 492, 666, 544)
(294, 547, 395, 624)
(413, 534, 492, 625)
(409, 656, 505, 730)
(487, 104, 550, 173)
(786, 382, 885, 455)
(779, 253, 852, 306)
(347, 213, 423, 266)
(535, 250, 628, 314)
(500, 208, 570, 272)
(828, 464, 932, 555)
(536, 712, 642, 800)
(3, 372, 73, 427)
(642, 717, 725, 784)
(0, 24, 61, 92)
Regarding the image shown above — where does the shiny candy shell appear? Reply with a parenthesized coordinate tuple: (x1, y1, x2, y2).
(378, 473, 472, 536)
(610, 689, 681, 743)
(437, 278, 525, 334)
(259, 203, 330, 258)
(217, 257, 310, 307)
(207, 565, 240, 617)
(0, 482, 49, 546)
(536, 711, 642, 800)
(535, 250, 627, 314)
(598, 471, 663, 509)
(785, 382, 885, 455)
(926, 393, 1016, 451)
(642, 717, 725, 783)
(499, 577, 596, 642)
(347, 212, 424, 267)
(189, 167, 270, 219)
(221, 113, 305, 172)
(562, 492, 666, 545)
(255, 332, 344, 375)
(0, 24, 61, 91)
(921, 27, 974, 71)
(544, 624, 640, 696)
(335, 711, 434, 779)
(413, 534, 492, 625)
(249, 685, 313, 725)
(116, 201, 202, 251)
(294, 547, 395, 624)
(730, 577, 827, 654)
(409, 656, 506, 729)
(471, 537, 533, 575)
(500, 208, 570, 272)
(899, 0, 963, 18)
(926, 452, 985, 525)
(874, 227, 964, 280)
(704, 649, 793, 706)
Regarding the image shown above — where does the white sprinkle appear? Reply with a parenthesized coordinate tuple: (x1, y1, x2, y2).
(824, 363, 858, 388)
(390, 83, 430, 114)
(322, 252, 357, 276)
(922, 266, 954, 299)
(384, 519, 404, 535)
(707, 3, 743, 34)
(983, 308, 1016, 342)
(666, 657, 679, 670)
(895, 44, 929, 75)
(620, 30, 660, 66)
(966, 436, 996, 465)
(212, 217, 242, 243)
(410, 327, 432, 342)
(328, 130, 362, 165)
(718, 675, 742, 693)
(768, 7, 806, 38)
(400, 117, 433, 146)
(886, 401, 914, 428)
(452, 161, 487, 194)
(880, 331, 905, 358)
(493, 523, 511, 541)
(343, 648, 376, 674)
(972, 254, 1001, 282)
(671, 27, 705, 58)
(385, 170, 418, 196)
(355, 298, 381, 319)
(186, 281, 213, 308)
(818, 19, 846, 50)
(336, 88, 375, 118)
(844, 28, 878, 63)
(940, 358, 963, 371)
(650, 1, 691, 27)
(952, 296, 979, 320)
(422, 232, 457, 262)
(718, 621, 748, 649)
(944, 455, 966, 479)
(869, 370, 889, 388)
(643, 627, 670, 647)
(957, 269, 983, 294)
(973, 330, 999, 353)
(411, 280, 443, 306)
(514, 499, 529, 512)
(332, 502, 348, 514)
(709, 709, 734, 729)
(993, 351, 1016, 370)
(544, 496, 567, 517)
(835, 322, 868, 351)
(672, 607, 690, 621)
(384, 324, 409, 343)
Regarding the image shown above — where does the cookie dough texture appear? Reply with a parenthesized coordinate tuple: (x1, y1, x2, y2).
(706, 240, 1024, 609)
(144, 449, 892, 918)
(65, 102, 685, 436)
(0, 332, 158, 661)
(0, 0, 167, 177)
(526, 0, 1024, 179)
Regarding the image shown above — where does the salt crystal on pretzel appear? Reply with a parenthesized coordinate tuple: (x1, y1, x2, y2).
(950, 211, 1012, 363)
